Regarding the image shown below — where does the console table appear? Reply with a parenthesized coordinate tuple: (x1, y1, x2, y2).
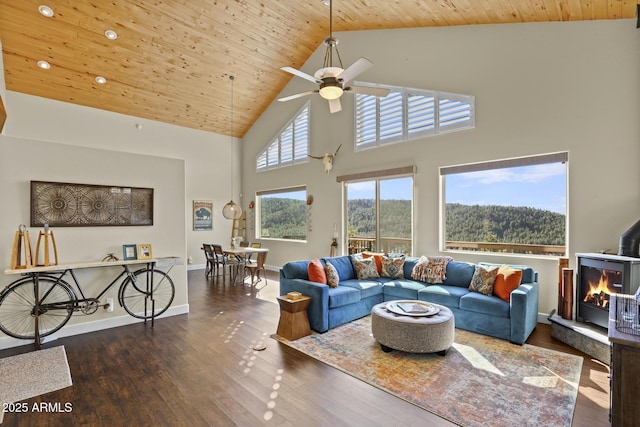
(608, 295, 640, 426)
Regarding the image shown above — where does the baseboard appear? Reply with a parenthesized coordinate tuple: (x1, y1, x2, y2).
(537, 312, 551, 324)
(188, 263, 206, 271)
(0, 304, 189, 350)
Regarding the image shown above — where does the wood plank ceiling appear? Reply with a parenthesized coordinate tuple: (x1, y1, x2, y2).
(0, 0, 637, 138)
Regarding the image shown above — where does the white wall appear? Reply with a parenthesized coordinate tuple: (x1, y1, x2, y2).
(0, 92, 240, 348)
(241, 19, 640, 315)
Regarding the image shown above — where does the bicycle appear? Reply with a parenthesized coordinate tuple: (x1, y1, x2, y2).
(0, 261, 175, 341)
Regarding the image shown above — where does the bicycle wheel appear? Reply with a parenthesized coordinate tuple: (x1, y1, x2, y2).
(119, 268, 175, 320)
(0, 276, 75, 340)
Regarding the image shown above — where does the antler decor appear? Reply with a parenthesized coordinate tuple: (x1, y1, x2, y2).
(308, 143, 342, 174)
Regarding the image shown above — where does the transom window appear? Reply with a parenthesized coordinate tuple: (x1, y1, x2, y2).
(441, 153, 567, 257)
(355, 83, 474, 150)
(257, 102, 310, 172)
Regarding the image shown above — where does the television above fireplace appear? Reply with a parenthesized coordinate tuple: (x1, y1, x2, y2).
(576, 253, 640, 329)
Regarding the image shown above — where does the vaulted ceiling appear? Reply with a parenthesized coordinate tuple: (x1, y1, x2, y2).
(0, 1, 637, 138)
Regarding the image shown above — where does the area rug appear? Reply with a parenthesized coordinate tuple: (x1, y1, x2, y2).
(275, 317, 582, 427)
(0, 346, 72, 423)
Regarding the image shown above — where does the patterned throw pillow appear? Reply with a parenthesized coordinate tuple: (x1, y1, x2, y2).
(362, 252, 385, 274)
(324, 262, 340, 288)
(411, 255, 454, 283)
(352, 257, 379, 279)
(468, 265, 499, 295)
(381, 255, 405, 279)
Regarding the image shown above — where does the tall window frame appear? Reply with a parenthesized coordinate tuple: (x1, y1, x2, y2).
(255, 186, 307, 242)
(257, 102, 310, 172)
(440, 152, 568, 257)
(354, 83, 474, 151)
(337, 166, 415, 256)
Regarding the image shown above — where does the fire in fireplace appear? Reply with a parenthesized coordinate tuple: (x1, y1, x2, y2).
(576, 253, 640, 329)
(582, 267, 622, 310)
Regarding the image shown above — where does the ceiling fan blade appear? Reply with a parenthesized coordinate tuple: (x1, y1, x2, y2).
(278, 91, 315, 102)
(346, 85, 390, 98)
(337, 58, 373, 84)
(328, 98, 342, 114)
(280, 67, 320, 84)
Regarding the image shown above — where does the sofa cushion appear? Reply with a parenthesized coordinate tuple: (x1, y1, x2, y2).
(307, 259, 327, 284)
(493, 265, 523, 302)
(328, 286, 361, 308)
(324, 262, 339, 288)
(468, 264, 498, 295)
(411, 256, 453, 283)
(339, 279, 383, 300)
(362, 252, 385, 274)
(281, 260, 310, 280)
(460, 292, 510, 318)
(323, 256, 356, 281)
(380, 255, 405, 279)
(478, 262, 536, 283)
(382, 279, 425, 300)
(441, 261, 477, 288)
(418, 285, 468, 308)
(352, 257, 380, 279)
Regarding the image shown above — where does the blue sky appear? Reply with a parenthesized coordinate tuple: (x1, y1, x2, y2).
(445, 163, 567, 214)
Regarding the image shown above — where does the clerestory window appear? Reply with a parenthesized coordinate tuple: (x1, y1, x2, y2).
(257, 102, 310, 172)
(354, 83, 474, 150)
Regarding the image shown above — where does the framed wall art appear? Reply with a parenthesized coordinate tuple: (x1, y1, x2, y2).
(193, 200, 213, 231)
(31, 181, 153, 227)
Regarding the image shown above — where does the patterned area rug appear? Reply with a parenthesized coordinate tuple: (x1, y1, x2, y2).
(0, 346, 72, 423)
(275, 316, 582, 427)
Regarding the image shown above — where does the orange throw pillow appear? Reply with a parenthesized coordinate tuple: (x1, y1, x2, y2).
(308, 259, 327, 284)
(493, 265, 523, 302)
(362, 252, 385, 274)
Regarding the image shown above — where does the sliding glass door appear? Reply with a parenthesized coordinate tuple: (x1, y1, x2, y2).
(345, 176, 413, 255)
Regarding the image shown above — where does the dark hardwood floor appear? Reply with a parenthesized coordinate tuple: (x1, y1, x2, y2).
(0, 269, 610, 426)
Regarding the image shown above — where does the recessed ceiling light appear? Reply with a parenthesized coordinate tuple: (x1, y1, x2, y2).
(38, 5, 54, 17)
(104, 30, 118, 40)
(37, 60, 51, 69)
(95, 76, 107, 84)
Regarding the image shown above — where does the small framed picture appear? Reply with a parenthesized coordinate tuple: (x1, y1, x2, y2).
(193, 200, 213, 231)
(137, 243, 153, 260)
(122, 244, 138, 260)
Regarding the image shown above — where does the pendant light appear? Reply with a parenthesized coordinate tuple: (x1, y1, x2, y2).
(222, 75, 243, 220)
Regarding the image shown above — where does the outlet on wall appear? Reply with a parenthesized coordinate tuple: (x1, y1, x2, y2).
(187, 256, 193, 264)
(105, 297, 114, 312)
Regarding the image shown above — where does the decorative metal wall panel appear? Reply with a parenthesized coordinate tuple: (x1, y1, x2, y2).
(31, 181, 153, 227)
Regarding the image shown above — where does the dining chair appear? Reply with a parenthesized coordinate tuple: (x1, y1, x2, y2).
(202, 244, 215, 278)
(246, 242, 261, 262)
(212, 244, 240, 281)
(245, 250, 267, 285)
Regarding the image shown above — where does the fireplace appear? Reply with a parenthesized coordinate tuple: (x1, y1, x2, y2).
(576, 253, 640, 329)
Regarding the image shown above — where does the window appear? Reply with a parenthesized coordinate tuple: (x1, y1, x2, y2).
(257, 102, 310, 172)
(355, 83, 474, 150)
(256, 187, 307, 241)
(338, 167, 414, 255)
(441, 153, 567, 256)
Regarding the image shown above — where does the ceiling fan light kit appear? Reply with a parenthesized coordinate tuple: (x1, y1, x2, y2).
(278, 0, 388, 113)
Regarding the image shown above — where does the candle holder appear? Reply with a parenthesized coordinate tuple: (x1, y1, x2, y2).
(35, 224, 58, 266)
(10, 224, 33, 269)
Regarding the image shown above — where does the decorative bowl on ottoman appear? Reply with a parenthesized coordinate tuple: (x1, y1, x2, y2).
(371, 301, 455, 355)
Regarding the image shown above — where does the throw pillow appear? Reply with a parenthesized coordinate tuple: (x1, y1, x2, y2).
(352, 257, 379, 279)
(324, 262, 339, 288)
(468, 265, 498, 296)
(493, 264, 523, 302)
(381, 255, 405, 279)
(411, 255, 454, 283)
(307, 259, 327, 284)
(362, 252, 385, 274)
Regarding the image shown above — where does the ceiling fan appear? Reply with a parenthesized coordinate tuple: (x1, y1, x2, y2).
(278, 0, 389, 113)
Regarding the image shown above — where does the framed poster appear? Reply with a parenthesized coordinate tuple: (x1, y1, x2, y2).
(193, 200, 213, 231)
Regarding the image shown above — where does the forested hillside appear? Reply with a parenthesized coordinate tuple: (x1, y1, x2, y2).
(445, 203, 565, 245)
(260, 198, 306, 239)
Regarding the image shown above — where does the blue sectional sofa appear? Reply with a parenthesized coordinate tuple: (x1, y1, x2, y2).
(279, 255, 539, 345)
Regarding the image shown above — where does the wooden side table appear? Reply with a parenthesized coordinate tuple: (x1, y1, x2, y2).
(276, 295, 311, 340)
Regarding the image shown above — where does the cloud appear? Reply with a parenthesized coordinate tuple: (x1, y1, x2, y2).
(462, 163, 565, 185)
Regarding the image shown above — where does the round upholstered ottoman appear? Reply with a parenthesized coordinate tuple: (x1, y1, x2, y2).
(371, 301, 455, 355)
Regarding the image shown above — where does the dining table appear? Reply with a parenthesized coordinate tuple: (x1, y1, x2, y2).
(223, 247, 269, 285)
